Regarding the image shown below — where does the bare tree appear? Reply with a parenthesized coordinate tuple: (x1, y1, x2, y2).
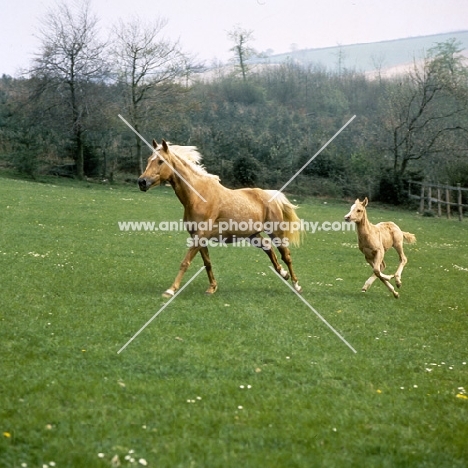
(31, 0, 108, 179)
(382, 39, 468, 178)
(228, 26, 256, 81)
(110, 16, 190, 173)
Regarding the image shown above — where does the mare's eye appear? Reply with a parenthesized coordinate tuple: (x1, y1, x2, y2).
(357, 209, 362, 213)
(158, 159, 164, 165)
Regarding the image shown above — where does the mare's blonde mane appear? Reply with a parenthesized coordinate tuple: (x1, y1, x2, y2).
(161, 143, 220, 181)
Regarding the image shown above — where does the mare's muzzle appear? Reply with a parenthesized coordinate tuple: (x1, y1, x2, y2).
(137, 178, 150, 191)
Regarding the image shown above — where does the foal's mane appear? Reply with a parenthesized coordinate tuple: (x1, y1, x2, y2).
(162, 143, 220, 181)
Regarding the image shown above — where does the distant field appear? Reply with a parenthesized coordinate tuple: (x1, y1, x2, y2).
(1, 175, 467, 467)
(265, 30, 468, 74)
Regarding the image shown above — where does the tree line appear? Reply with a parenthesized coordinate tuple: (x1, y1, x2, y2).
(1, 0, 468, 204)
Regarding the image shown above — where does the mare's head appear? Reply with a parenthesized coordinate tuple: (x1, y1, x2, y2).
(138, 139, 173, 192)
(344, 197, 368, 223)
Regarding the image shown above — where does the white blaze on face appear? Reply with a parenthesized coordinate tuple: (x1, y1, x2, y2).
(345, 203, 356, 220)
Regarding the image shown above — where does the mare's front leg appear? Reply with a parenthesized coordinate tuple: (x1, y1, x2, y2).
(199, 246, 217, 295)
(163, 245, 200, 298)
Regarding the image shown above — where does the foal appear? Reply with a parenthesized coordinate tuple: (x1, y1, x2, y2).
(344, 198, 416, 298)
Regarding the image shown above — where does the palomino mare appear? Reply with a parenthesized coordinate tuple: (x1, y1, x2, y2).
(344, 198, 416, 298)
(138, 139, 302, 297)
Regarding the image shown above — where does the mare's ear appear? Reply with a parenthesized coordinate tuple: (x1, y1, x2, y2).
(355, 198, 360, 203)
(152, 139, 158, 149)
(362, 197, 369, 207)
(162, 139, 169, 151)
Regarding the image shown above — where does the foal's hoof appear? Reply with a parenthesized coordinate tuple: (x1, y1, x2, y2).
(205, 285, 218, 295)
(393, 291, 399, 299)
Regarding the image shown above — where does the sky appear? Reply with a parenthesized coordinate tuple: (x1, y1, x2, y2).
(1, 0, 468, 76)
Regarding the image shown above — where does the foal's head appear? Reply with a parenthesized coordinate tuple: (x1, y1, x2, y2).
(138, 139, 173, 192)
(344, 197, 368, 223)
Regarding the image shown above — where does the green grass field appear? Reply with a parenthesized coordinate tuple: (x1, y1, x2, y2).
(1, 174, 467, 467)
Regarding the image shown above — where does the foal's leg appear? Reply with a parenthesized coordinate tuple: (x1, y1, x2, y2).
(371, 252, 399, 299)
(362, 259, 386, 292)
(393, 241, 408, 288)
(163, 246, 200, 298)
(362, 273, 378, 292)
(199, 246, 218, 295)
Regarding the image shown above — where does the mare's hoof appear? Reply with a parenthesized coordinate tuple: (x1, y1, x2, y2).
(280, 269, 290, 281)
(293, 282, 302, 294)
(162, 289, 175, 298)
(205, 285, 218, 295)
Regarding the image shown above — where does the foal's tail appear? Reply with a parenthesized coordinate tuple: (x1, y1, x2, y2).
(267, 190, 302, 247)
(403, 232, 416, 244)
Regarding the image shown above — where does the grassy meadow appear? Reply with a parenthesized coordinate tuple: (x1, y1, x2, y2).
(1, 174, 467, 467)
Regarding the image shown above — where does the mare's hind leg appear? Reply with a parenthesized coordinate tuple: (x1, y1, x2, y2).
(163, 246, 200, 298)
(277, 245, 302, 293)
(248, 234, 289, 279)
(199, 246, 217, 295)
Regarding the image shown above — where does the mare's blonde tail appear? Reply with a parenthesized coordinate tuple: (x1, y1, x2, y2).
(403, 232, 416, 244)
(267, 191, 302, 247)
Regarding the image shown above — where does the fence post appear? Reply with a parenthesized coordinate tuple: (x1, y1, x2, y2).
(419, 184, 425, 213)
(458, 183, 463, 221)
(437, 187, 442, 217)
(428, 186, 432, 212)
(446, 185, 451, 219)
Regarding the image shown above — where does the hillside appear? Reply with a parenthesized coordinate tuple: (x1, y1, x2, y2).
(257, 30, 468, 77)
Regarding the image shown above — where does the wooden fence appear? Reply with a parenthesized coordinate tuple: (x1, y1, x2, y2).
(408, 181, 468, 221)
